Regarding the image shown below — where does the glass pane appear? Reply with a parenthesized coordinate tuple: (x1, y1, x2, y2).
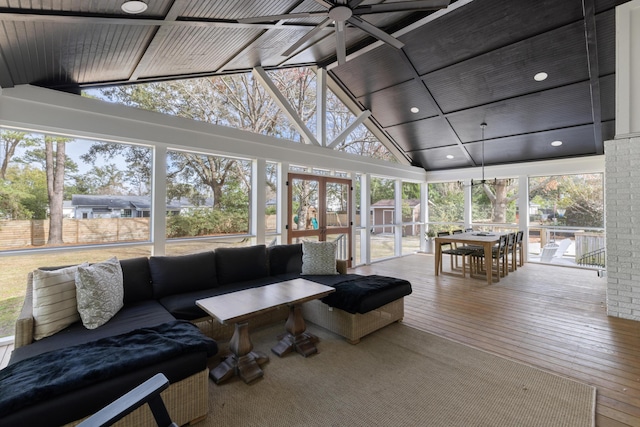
(290, 178, 319, 231)
(265, 162, 277, 233)
(326, 181, 349, 229)
(165, 150, 251, 239)
(370, 177, 395, 260)
(472, 178, 519, 224)
(0, 129, 152, 250)
(165, 237, 250, 256)
(427, 182, 464, 223)
(528, 174, 604, 267)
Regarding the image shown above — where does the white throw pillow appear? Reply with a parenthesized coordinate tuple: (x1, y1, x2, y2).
(301, 241, 338, 275)
(75, 257, 124, 330)
(32, 265, 82, 340)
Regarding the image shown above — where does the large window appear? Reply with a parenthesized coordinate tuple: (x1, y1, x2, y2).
(401, 181, 421, 255)
(370, 176, 395, 260)
(471, 179, 519, 231)
(528, 174, 604, 266)
(427, 181, 464, 232)
(164, 149, 251, 255)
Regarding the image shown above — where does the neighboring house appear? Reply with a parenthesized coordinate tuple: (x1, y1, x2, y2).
(71, 195, 182, 219)
(370, 199, 421, 236)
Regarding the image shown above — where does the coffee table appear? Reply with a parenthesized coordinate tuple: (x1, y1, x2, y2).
(196, 278, 334, 384)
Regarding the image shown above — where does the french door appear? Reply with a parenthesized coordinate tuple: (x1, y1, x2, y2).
(287, 173, 352, 265)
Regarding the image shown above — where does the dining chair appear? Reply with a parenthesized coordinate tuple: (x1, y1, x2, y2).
(515, 230, 524, 267)
(470, 234, 508, 282)
(437, 231, 474, 277)
(506, 232, 517, 272)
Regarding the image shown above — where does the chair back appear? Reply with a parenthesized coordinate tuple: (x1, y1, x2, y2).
(516, 230, 523, 243)
(437, 231, 451, 249)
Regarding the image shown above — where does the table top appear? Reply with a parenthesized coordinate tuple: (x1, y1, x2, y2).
(435, 232, 503, 245)
(196, 278, 335, 324)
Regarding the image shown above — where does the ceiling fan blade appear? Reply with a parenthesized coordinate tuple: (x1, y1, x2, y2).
(347, 16, 404, 49)
(282, 18, 333, 57)
(238, 11, 328, 24)
(335, 20, 347, 65)
(314, 0, 333, 7)
(353, 0, 450, 15)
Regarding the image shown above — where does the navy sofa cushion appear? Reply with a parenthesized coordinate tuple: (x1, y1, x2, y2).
(119, 257, 153, 304)
(215, 245, 268, 285)
(267, 243, 303, 275)
(10, 300, 174, 364)
(149, 251, 217, 298)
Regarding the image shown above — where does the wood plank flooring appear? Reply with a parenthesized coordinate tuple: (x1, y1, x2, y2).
(0, 254, 637, 426)
(352, 253, 640, 427)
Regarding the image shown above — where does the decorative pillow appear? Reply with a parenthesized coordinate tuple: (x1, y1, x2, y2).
(32, 265, 82, 340)
(301, 241, 338, 275)
(75, 257, 124, 330)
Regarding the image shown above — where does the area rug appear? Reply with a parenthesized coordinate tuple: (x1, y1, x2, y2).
(200, 323, 595, 427)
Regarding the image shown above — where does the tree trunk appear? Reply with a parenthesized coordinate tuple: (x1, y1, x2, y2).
(492, 180, 508, 223)
(46, 139, 65, 245)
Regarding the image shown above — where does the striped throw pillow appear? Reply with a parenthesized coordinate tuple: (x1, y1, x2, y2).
(32, 265, 81, 340)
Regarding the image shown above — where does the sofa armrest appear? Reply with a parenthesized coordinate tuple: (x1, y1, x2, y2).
(336, 259, 348, 275)
(14, 273, 35, 349)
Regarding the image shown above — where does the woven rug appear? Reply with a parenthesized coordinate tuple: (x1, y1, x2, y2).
(201, 322, 595, 427)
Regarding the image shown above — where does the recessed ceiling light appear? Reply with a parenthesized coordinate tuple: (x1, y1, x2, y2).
(121, 0, 148, 14)
(551, 140, 563, 147)
(446, 154, 454, 159)
(534, 72, 548, 82)
(410, 107, 420, 113)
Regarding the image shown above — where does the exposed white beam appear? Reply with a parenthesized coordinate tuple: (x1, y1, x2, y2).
(316, 68, 327, 147)
(327, 110, 371, 149)
(252, 66, 320, 146)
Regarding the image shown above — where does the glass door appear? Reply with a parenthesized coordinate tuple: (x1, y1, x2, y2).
(288, 173, 352, 265)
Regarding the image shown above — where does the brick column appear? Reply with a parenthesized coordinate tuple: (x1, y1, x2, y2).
(605, 138, 640, 320)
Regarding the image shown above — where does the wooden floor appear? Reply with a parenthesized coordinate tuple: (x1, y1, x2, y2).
(1, 254, 638, 426)
(353, 254, 640, 427)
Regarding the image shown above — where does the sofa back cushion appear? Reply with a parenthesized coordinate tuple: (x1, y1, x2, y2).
(149, 251, 217, 299)
(267, 243, 303, 276)
(119, 257, 153, 304)
(215, 245, 268, 285)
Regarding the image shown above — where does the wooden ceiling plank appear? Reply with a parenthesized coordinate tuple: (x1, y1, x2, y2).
(128, 0, 188, 81)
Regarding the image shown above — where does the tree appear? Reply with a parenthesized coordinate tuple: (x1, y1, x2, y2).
(0, 130, 39, 180)
(44, 136, 67, 244)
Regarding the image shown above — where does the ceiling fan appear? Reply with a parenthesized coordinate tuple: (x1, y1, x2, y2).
(237, 0, 451, 65)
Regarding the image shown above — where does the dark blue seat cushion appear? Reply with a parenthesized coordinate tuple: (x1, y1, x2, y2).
(149, 251, 217, 298)
(10, 300, 174, 364)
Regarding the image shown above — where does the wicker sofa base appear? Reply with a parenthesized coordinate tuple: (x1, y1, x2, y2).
(301, 298, 404, 344)
(64, 369, 209, 427)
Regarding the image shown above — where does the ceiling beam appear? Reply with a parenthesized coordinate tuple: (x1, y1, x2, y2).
(327, 110, 371, 149)
(252, 66, 320, 146)
(0, 11, 329, 32)
(582, 0, 604, 155)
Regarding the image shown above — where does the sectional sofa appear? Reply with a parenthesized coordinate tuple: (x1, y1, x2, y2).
(2, 242, 412, 426)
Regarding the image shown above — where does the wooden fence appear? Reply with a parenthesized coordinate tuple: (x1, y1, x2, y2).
(0, 218, 150, 250)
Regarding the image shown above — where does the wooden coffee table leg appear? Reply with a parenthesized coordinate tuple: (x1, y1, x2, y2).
(210, 322, 269, 384)
(272, 304, 320, 358)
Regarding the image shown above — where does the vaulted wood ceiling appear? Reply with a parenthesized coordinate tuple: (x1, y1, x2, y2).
(0, 0, 626, 171)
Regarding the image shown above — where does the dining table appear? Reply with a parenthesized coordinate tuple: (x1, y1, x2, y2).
(434, 231, 504, 285)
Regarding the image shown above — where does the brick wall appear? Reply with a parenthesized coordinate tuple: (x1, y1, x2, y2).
(605, 137, 640, 320)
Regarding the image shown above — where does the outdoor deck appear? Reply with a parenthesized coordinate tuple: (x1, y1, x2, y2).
(0, 254, 636, 426)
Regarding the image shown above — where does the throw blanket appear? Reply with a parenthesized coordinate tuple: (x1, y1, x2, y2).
(321, 275, 410, 314)
(0, 320, 217, 417)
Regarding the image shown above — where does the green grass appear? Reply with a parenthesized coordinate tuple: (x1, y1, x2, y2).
(0, 297, 23, 337)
